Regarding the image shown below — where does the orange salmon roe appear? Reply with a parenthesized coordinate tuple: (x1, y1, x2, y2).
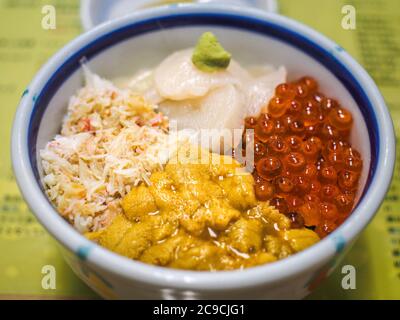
(245, 77, 363, 237)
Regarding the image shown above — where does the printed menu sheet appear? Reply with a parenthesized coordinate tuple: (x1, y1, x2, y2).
(0, 0, 399, 299)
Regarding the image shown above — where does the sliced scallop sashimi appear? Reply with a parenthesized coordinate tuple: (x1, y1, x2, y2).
(159, 84, 246, 153)
(154, 49, 249, 101)
(245, 66, 287, 116)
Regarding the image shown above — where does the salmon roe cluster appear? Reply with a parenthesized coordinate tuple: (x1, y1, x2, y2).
(244, 76, 363, 237)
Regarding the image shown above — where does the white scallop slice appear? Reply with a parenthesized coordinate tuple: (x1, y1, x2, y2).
(113, 69, 153, 92)
(245, 66, 287, 116)
(159, 84, 246, 153)
(113, 69, 164, 105)
(154, 48, 250, 101)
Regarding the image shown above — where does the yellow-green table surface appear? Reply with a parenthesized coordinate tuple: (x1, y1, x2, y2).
(0, 0, 399, 299)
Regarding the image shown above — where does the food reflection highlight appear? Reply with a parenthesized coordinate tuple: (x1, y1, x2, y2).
(40, 32, 362, 271)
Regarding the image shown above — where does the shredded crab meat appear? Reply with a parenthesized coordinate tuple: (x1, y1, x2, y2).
(40, 68, 179, 233)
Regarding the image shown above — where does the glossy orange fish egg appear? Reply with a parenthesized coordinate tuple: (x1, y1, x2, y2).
(249, 76, 362, 238)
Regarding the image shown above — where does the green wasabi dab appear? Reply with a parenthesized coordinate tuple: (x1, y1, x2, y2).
(192, 32, 232, 72)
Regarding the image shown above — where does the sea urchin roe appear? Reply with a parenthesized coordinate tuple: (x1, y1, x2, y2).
(246, 77, 363, 238)
(87, 145, 319, 271)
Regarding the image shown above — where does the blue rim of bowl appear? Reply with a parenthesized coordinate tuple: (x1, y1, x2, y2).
(12, 4, 395, 290)
(28, 12, 378, 205)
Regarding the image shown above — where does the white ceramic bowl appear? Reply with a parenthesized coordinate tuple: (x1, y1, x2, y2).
(80, 0, 279, 31)
(12, 4, 395, 299)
